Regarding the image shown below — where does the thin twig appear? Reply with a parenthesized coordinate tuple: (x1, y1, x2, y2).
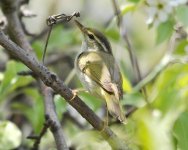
(125, 106, 138, 118)
(42, 25, 53, 64)
(134, 29, 179, 92)
(42, 12, 80, 64)
(1, 0, 33, 52)
(19, 70, 69, 149)
(40, 82, 68, 150)
(46, 12, 80, 26)
(27, 122, 50, 150)
(111, 0, 149, 102)
(111, 0, 140, 82)
(64, 68, 76, 85)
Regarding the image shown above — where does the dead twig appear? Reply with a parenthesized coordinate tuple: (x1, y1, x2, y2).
(27, 122, 50, 150)
(111, 0, 149, 103)
(42, 12, 80, 64)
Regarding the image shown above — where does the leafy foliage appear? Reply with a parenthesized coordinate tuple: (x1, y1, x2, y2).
(156, 20, 174, 44)
(173, 111, 188, 150)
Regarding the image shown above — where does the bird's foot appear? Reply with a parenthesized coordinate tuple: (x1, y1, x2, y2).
(70, 88, 88, 101)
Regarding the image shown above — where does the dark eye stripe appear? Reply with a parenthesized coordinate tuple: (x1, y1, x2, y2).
(88, 33, 95, 40)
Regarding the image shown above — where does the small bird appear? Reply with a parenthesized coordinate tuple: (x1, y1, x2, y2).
(74, 20, 125, 123)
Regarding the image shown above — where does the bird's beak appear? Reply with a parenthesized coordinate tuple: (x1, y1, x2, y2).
(74, 20, 86, 33)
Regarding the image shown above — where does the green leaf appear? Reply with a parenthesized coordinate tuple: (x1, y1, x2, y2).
(32, 41, 44, 60)
(0, 121, 22, 149)
(54, 95, 67, 119)
(121, 3, 136, 16)
(133, 108, 175, 150)
(122, 92, 145, 107)
(49, 26, 77, 50)
(24, 89, 44, 133)
(105, 3, 136, 41)
(12, 88, 44, 133)
(152, 64, 188, 112)
(105, 27, 120, 41)
(72, 130, 111, 150)
(122, 73, 132, 93)
(0, 61, 33, 103)
(156, 20, 174, 44)
(174, 40, 188, 55)
(32, 26, 78, 60)
(127, 0, 140, 3)
(176, 5, 188, 27)
(173, 111, 188, 150)
(79, 92, 102, 111)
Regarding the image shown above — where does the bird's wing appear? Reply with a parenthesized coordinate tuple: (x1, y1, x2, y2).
(77, 51, 123, 99)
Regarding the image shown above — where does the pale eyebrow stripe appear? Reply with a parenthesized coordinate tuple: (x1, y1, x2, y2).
(95, 37, 109, 53)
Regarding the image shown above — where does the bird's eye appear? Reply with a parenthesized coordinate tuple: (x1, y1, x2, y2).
(88, 34, 95, 40)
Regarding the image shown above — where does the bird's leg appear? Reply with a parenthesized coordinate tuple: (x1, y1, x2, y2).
(100, 105, 109, 132)
(70, 88, 88, 101)
(104, 104, 109, 126)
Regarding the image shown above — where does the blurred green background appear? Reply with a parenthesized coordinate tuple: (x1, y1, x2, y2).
(0, 0, 188, 149)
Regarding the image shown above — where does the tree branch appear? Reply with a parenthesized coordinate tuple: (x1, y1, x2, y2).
(0, 29, 130, 150)
(40, 82, 68, 150)
(111, 0, 149, 110)
(111, 0, 142, 83)
(1, 0, 68, 149)
(1, 0, 33, 52)
(134, 28, 188, 92)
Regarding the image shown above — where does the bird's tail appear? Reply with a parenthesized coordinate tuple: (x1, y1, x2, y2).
(104, 93, 126, 123)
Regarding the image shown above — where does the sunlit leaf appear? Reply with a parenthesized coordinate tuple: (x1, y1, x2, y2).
(121, 3, 136, 15)
(173, 111, 188, 150)
(152, 64, 188, 114)
(111, 120, 137, 149)
(0, 121, 22, 149)
(0, 72, 3, 81)
(131, 63, 188, 150)
(174, 40, 188, 55)
(122, 73, 132, 93)
(133, 108, 175, 150)
(72, 130, 111, 150)
(127, 0, 140, 3)
(40, 130, 56, 150)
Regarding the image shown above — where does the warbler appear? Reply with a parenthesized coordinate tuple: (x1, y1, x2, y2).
(74, 20, 125, 123)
